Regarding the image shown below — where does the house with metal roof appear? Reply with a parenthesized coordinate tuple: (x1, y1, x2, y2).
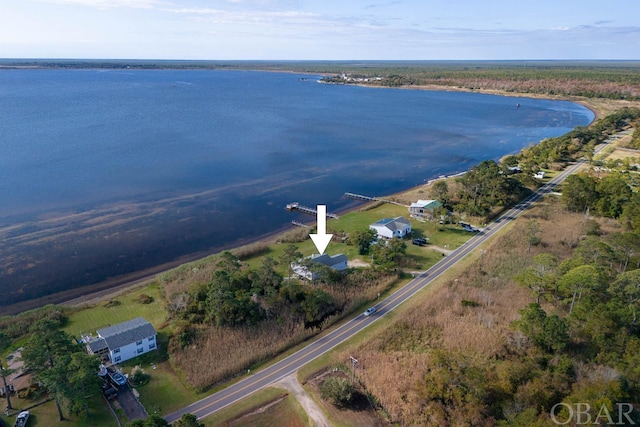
(84, 317, 157, 364)
(369, 216, 412, 239)
(291, 253, 348, 280)
(408, 199, 442, 219)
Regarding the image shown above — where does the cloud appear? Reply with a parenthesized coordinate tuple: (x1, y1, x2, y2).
(34, 0, 165, 9)
(165, 7, 319, 26)
(364, 0, 402, 9)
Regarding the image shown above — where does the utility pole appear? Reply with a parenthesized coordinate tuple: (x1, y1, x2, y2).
(349, 356, 358, 383)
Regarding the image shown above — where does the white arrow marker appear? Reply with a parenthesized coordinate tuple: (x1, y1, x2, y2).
(309, 205, 333, 255)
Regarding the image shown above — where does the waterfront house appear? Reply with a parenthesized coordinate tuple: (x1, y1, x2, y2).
(291, 253, 348, 280)
(83, 317, 157, 364)
(369, 217, 412, 239)
(408, 199, 442, 219)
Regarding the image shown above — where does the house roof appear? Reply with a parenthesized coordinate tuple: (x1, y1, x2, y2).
(86, 337, 109, 353)
(309, 253, 348, 268)
(409, 199, 442, 210)
(4, 349, 32, 392)
(370, 216, 411, 231)
(97, 317, 156, 350)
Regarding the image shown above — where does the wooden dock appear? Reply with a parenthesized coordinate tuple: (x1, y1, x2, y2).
(343, 192, 408, 207)
(285, 202, 339, 219)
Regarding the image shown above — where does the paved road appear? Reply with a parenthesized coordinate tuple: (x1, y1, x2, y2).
(165, 133, 626, 424)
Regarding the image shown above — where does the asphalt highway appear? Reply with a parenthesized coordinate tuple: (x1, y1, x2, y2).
(165, 132, 626, 424)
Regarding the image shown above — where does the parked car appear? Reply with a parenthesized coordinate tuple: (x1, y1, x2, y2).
(412, 238, 428, 246)
(364, 307, 376, 316)
(103, 386, 118, 397)
(460, 222, 479, 232)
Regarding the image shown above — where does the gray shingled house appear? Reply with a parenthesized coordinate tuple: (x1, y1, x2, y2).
(84, 317, 157, 364)
(291, 253, 348, 280)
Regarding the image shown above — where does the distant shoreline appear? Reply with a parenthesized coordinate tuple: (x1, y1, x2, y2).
(0, 83, 604, 317)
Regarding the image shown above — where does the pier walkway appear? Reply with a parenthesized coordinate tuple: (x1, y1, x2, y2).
(343, 192, 408, 207)
(285, 203, 339, 219)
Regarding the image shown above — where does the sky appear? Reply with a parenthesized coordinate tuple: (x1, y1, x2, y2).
(0, 0, 639, 60)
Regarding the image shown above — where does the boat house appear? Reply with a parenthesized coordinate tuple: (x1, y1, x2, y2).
(83, 317, 157, 364)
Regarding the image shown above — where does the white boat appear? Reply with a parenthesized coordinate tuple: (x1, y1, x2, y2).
(98, 364, 108, 377)
(108, 370, 127, 387)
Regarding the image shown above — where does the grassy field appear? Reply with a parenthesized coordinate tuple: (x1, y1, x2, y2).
(242, 200, 474, 276)
(0, 395, 118, 427)
(198, 386, 308, 427)
(63, 282, 168, 338)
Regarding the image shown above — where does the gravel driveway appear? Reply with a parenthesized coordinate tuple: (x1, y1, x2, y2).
(274, 373, 329, 427)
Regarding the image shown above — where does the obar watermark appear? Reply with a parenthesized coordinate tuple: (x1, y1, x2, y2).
(551, 403, 636, 425)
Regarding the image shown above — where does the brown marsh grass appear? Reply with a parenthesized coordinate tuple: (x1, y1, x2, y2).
(169, 269, 397, 390)
(172, 320, 314, 390)
(333, 196, 605, 424)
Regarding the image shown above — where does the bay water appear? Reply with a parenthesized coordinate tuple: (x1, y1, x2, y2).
(0, 69, 594, 310)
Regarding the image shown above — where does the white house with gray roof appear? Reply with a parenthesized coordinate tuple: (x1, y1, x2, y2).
(369, 216, 412, 239)
(84, 317, 157, 364)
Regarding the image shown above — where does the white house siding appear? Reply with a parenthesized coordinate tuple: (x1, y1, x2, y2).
(369, 217, 412, 239)
(369, 224, 394, 239)
(98, 317, 158, 364)
(110, 335, 157, 364)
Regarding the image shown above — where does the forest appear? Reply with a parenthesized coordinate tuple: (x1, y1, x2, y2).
(319, 62, 640, 100)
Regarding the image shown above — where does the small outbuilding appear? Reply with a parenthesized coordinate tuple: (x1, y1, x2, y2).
(369, 216, 412, 239)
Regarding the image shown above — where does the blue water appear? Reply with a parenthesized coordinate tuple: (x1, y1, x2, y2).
(0, 69, 593, 308)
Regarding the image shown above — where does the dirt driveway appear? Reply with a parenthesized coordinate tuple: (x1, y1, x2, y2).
(274, 373, 330, 427)
(111, 385, 148, 421)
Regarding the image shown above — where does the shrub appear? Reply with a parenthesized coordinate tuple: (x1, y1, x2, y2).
(130, 365, 150, 386)
(0, 305, 67, 339)
(135, 293, 154, 304)
(461, 299, 481, 307)
(320, 376, 355, 407)
(232, 242, 270, 260)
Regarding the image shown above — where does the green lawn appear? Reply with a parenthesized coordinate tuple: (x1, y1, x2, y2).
(63, 282, 167, 338)
(0, 394, 117, 427)
(243, 201, 474, 275)
(199, 386, 308, 427)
